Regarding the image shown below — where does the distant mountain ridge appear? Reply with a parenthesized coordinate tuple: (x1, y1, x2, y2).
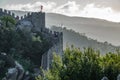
(45, 13, 120, 46)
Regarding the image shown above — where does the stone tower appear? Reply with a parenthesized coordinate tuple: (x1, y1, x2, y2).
(20, 12, 45, 32)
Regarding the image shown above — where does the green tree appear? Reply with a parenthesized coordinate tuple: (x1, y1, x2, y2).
(37, 47, 120, 80)
(101, 52, 120, 80)
(0, 16, 16, 28)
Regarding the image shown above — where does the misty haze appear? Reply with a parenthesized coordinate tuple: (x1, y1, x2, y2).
(0, 0, 120, 80)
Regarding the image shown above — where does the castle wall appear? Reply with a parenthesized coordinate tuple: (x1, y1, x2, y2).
(0, 8, 45, 31)
(0, 8, 16, 19)
(41, 32, 63, 70)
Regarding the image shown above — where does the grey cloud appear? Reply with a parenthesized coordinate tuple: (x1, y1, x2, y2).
(1, 0, 120, 12)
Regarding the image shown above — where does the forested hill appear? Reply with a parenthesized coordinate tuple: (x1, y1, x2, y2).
(51, 26, 120, 54)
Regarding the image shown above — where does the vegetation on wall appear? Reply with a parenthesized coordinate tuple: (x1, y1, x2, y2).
(0, 16, 52, 79)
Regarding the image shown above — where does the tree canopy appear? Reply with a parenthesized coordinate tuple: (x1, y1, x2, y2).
(36, 47, 120, 80)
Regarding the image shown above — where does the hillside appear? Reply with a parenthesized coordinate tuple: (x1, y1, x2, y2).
(46, 13, 120, 46)
(51, 26, 119, 54)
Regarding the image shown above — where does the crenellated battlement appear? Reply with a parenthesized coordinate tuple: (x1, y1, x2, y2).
(0, 8, 45, 22)
(20, 12, 45, 20)
(20, 12, 45, 31)
(0, 8, 20, 20)
(42, 28, 62, 38)
(0, 8, 2, 12)
(0, 8, 62, 40)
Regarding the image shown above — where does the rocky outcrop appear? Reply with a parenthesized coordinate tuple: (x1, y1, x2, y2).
(0, 53, 30, 80)
(101, 76, 109, 80)
(15, 61, 24, 80)
(2, 68, 18, 80)
(2, 61, 25, 80)
(117, 74, 120, 80)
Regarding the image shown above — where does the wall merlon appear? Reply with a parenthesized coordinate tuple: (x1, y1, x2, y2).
(8, 11, 11, 15)
(27, 12, 32, 17)
(21, 16, 23, 20)
(0, 8, 2, 12)
(24, 14, 27, 18)
(60, 32, 63, 36)
(16, 16, 19, 20)
(12, 13, 15, 17)
(49, 30, 52, 35)
(4, 9, 7, 14)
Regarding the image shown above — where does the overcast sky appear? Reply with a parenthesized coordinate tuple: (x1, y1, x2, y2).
(1, 0, 120, 22)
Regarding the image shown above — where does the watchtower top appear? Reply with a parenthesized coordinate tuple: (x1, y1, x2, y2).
(40, 5, 43, 12)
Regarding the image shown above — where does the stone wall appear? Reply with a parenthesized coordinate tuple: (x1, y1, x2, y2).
(41, 32, 63, 70)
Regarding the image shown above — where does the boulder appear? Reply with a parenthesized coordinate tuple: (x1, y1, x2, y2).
(15, 61, 24, 80)
(101, 76, 109, 80)
(2, 68, 18, 80)
(23, 71, 30, 80)
(2, 61, 25, 80)
(117, 74, 120, 80)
